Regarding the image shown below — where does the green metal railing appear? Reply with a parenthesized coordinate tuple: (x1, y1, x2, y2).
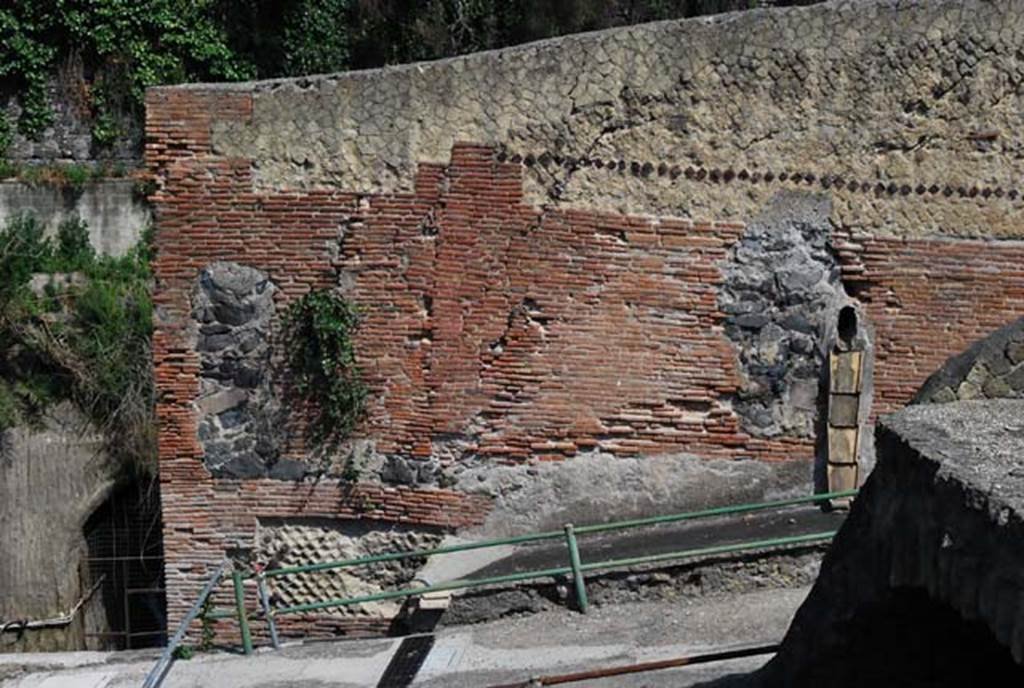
(214, 489, 856, 654)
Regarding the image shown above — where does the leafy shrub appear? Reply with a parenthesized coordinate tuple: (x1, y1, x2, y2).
(0, 113, 13, 158)
(0, 2, 251, 141)
(0, 215, 51, 302)
(55, 216, 94, 269)
(0, 159, 17, 180)
(62, 164, 92, 192)
(0, 214, 155, 474)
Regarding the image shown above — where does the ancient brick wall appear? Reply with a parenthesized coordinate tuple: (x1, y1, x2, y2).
(147, 0, 1024, 639)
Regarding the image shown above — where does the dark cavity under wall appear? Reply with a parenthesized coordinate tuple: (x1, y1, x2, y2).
(83, 482, 167, 650)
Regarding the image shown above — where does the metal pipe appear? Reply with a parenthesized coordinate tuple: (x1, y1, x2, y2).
(256, 573, 280, 650)
(485, 642, 780, 687)
(142, 560, 227, 688)
(261, 530, 565, 580)
(0, 575, 105, 633)
(573, 491, 855, 535)
(579, 531, 837, 573)
(563, 524, 588, 613)
(232, 570, 254, 655)
(256, 490, 856, 580)
(275, 565, 572, 616)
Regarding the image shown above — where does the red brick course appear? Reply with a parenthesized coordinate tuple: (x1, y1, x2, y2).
(147, 87, 1024, 640)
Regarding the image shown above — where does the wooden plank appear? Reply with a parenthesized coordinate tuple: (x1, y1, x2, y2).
(828, 463, 859, 493)
(828, 426, 859, 464)
(830, 351, 863, 393)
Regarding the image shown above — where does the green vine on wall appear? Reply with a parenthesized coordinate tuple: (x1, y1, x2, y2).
(282, 289, 368, 458)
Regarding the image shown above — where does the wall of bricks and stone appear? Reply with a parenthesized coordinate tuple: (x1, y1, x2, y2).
(147, 0, 1024, 640)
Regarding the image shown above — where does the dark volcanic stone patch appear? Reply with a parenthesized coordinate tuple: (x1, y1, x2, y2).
(718, 193, 846, 439)
(192, 262, 300, 479)
(912, 315, 1024, 404)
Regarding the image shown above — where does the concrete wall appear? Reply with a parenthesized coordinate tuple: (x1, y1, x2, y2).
(0, 404, 115, 652)
(761, 400, 1024, 684)
(0, 180, 149, 256)
(145, 0, 1024, 638)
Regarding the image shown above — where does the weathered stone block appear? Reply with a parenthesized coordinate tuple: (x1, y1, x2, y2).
(829, 394, 860, 427)
(957, 380, 984, 400)
(826, 462, 858, 492)
(982, 376, 1013, 399)
(1007, 340, 1024, 365)
(195, 388, 247, 416)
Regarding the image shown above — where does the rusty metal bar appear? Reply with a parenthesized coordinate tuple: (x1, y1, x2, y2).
(485, 642, 780, 687)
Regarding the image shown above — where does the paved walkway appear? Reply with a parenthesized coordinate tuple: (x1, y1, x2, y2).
(469, 503, 844, 580)
(0, 586, 807, 688)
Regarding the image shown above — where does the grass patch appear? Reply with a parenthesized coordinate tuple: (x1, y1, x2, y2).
(0, 161, 140, 188)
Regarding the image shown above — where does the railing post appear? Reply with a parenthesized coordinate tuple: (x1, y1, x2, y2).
(563, 523, 588, 613)
(232, 569, 254, 655)
(256, 571, 280, 650)
(142, 560, 228, 688)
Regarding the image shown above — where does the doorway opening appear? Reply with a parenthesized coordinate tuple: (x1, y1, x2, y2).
(83, 481, 167, 649)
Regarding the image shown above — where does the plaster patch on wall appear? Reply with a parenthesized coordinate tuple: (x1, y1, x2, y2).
(255, 518, 443, 618)
(719, 192, 843, 439)
(457, 450, 811, 537)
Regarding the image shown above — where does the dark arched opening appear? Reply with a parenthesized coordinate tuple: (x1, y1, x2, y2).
(83, 481, 167, 649)
(837, 305, 858, 347)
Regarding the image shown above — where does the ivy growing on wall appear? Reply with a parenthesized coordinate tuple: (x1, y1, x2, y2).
(0, 2, 250, 141)
(281, 289, 368, 455)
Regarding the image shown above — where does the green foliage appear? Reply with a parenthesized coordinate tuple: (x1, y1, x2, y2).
(90, 109, 121, 149)
(171, 644, 194, 660)
(282, 0, 352, 76)
(55, 216, 94, 268)
(0, 158, 16, 180)
(0, 214, 155, 475)
(282, 289, 367, 458)
(198, 594, 216, 651)
(62, 164, 92, 192)
(0, 379, 18, 429)
(55, 217, 93, 270)
(0, 5, 57, 137)
(0, 112, 13, 157)
(0, 1, 252, 143)
(0, 215, 48, 294)
(0, 161, 104, 187)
